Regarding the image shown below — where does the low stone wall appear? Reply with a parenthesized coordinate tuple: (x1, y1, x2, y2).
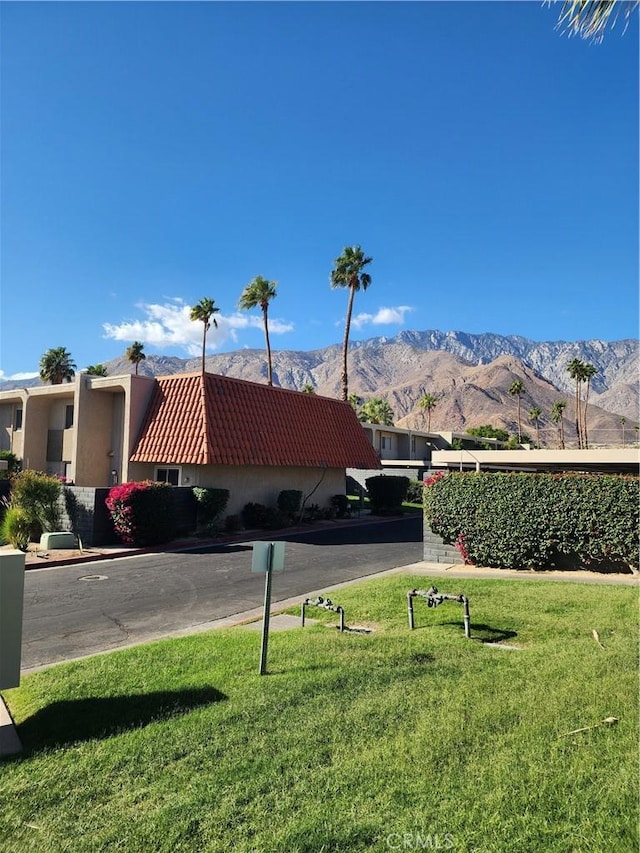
(423, 525, 461, 564)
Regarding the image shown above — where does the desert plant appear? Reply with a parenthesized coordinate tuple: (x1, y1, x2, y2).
(405, 480, 425, 504)
(0, 505, 32, 550)
(0, 450, 20, 479)
(241, 502, 269, 529)
(10, 469, 62, 537)
(330, 494, 351, 518)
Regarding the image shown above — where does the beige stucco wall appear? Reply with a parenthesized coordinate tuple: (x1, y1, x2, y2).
(127, 462, 346, 515)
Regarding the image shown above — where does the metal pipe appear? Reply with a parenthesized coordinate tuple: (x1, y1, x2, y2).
(407, 591, 415, 630)
(337, 606, 345, 632)
(463, 596, 470, 638)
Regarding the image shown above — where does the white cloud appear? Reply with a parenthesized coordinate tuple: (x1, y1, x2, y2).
(351, 305, 413, 329)
(0, 370, 39, 381)
(103, 299, 294, 357)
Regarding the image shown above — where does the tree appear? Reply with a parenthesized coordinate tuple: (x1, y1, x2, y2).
(39, 347, 76, 385)
(126, 341, 146, 376)
(85, 364, 108, 377)
(620, 416, 627, 446)
(418, 393, 439, 432)
(509, 380, 525, 443)
(359, 397, 394, 426)
(581, 362, 598, 449)
(239, 276, 278, 385)
(301, 383, 315, 394)
(551, 400, 567, 449)
(551, 0, 639, 42)
(190, 298, 220, 374)
(528, 406, 542, 448)
(466, 425, 510, 443)
(330, 245, 372, 401)
(348, 393, 362, 414)
(567, 358, 585, 448)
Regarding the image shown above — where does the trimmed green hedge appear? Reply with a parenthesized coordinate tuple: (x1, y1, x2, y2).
(365, 475, 410, 515)
(424, 472, 639, 571)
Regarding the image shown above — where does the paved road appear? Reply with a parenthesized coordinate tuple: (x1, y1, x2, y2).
(22, 516, 422, 669)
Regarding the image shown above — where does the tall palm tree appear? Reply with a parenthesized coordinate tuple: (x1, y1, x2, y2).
(553, 0, 639, 42)
(39, 347, 77, 385)
(126, 341, 146, 376)
(529, 406, 542, 448)
(509, 380, 525, 443)
(551, 400, 567, 449)
(419, 393, 439, 432)
(567, 358, 585, 448)
(239, 276, 278, 385)
(190, 298, 220, 374)
(620, 416, 627, 446)
(330, 245, 373, 401)
(581, 362, 598, 449)
(85, 364, 108, 377)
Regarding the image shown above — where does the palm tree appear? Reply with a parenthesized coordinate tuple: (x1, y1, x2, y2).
(552, 0, 639, 42)
(418, 393, 439, 432)
(39, 347, 76, 385)
(358, 397, 394, 426)
(301, 383, 315, 394)
(190, 298, 220, 374)
(330, 245, 373, 401)
(509, 380, 525, 443)
(85, 364, 108, 377)
(125, 341, 146, 376)
(551, 400, 567, 449)
(581, 362, 598, 449)
(529, 406, 542, 448)
(567, 358, 585, 448)
(620, 416, 627, 446)
(239, 276, 278, 385)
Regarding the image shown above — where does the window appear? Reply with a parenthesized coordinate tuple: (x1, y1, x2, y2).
(65, 404, 74, 429)
(14, 408, 23, 430)
(155, 467, 181, 486)
(381, 436, 391, 450)
(46, 430, 63, 462)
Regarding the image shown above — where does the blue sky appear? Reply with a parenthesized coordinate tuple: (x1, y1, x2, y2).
(1, 1, 637, 380)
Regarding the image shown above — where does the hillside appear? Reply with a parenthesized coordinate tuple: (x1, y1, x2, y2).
(3, 331, 637, 437)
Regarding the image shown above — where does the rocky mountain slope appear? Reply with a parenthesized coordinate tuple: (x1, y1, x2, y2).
(4, 331, 637, 436)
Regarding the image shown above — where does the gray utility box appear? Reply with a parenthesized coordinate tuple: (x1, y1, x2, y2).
(0, 550, 26, 690)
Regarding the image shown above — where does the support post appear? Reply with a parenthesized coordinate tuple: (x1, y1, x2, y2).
(462, 596, 471, 639)
(259, 543, 274, 676)
(407, 591, 415, 630)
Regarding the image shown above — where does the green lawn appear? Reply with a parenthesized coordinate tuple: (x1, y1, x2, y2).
(2, 575, 638, 853)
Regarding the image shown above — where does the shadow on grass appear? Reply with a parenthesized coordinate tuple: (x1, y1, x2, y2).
(15, 686, 226, 755)
(414, 619, 517, 644)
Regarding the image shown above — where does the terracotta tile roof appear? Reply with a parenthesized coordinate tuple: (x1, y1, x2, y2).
(130, 372, 381, 470)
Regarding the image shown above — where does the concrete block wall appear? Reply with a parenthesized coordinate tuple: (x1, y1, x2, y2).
(423, 526, 462, 564)
(59, 486, 117, 546)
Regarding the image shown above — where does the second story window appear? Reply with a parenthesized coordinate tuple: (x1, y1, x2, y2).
(14, 407, 23, 430)
(65, 405, 74, 429)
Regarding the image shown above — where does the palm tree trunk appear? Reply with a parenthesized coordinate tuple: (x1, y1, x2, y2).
(201, 323, 208, 374)
(583, 382, 591, 449)
(427, 410, 431, 431)
(517, 397, 522, 443)
(263, 306, 273, 386)
(574, 379, 582, 448)
(341, 286, 356, 401)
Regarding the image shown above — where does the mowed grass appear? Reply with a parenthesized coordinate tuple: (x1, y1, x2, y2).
(2, 576, 638, 853)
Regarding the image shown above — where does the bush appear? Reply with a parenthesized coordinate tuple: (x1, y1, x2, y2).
(365, 475, 410, 515)
(224, 514, 241, 534)
(193, 487, 230, 533)
(330, 494, 351, 518)
(242, 502, 269, 529)
(0, 505, 31, 550)
(405, 480, 424, 504)
(10, 470, 61, 537)
(424, 472, 640, 571)
(106, 481, 175, 546)
(277, 490, 302, 518)
(0, 450, 20, 479)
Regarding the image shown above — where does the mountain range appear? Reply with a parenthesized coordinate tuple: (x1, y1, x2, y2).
(4, 330, 638, 438)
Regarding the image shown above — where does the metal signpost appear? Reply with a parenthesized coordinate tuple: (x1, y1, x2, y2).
(251, 541, 285, 675)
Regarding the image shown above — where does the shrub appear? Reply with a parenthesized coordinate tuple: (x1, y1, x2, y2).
(330, 494, 351, 518)
(10, 470, 61, 537)
(365, 475, 410, 515)
(193, 487, 230, 533)
(242, 502, 269, 529)
(405, 480, 424, 504)
(106, 480, 175, 546)
(262, 507, 290, 530)
(0, 450, 20, 479)
(424, 472, 639, 571)
(277, 490, 302, 518)
(224, 514, 241, 533)
(0, 505, 31, 551)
